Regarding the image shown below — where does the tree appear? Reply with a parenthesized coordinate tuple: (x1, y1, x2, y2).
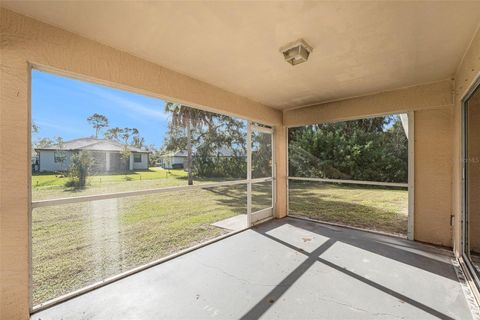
(132, 136, 145, 148)
(252, 129, 272, 178)
(145, 144, 160, 167)
(120, 127, 131, 145)
(32, 121, 39, 134)
(105, 127, 145, 170)
(163, 105, 247, 179)
(288, 115, 408, 183)
(34, 137, 54, 148)
(66, 150, 92, 188)
(119, 128, 133, 172)
(104, 127, 122, 141)
(164, 103, 211, 185)
(87, 113, 109, 138)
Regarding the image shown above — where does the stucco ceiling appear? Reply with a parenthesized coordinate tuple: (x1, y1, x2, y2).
(3, 1, 480, 110)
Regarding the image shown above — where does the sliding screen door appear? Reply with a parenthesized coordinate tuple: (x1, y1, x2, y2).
(250, 124, 274, 224)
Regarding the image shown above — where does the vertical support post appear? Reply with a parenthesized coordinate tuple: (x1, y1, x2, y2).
(271, 128, 275, 210)
(247, 121, 252, 227)
(27, 64, 33, 313)
(274, 125, 288, 218)
(461, 101, 467, 256)
(407, 112, 415, 240)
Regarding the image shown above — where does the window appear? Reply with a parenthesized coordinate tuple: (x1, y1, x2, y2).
(54, 151, 66, 163)
(133, 153, 142, 163)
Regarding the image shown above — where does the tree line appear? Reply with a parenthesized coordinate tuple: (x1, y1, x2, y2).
(288, 115, 408, 183)
(33, 108, 407, 186)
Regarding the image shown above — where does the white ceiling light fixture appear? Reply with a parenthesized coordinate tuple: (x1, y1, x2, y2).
(281, 39, 313, 66)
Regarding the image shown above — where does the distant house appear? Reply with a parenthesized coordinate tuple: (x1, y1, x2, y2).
(158, 147, 244, 169)
(35, 138, 149, 172)
(157, 150, 189, 169)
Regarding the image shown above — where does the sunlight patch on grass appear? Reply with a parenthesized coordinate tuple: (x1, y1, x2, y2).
(289, 181, 408, 235)
(31, 168, 273, 305)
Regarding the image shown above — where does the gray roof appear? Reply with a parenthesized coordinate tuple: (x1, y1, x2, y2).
(35, 138, 149, 153)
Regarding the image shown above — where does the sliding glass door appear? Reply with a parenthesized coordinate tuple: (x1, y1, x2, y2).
(463, 79, 480, 284)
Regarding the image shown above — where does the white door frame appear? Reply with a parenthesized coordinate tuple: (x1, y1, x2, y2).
(248, 122, 275, 225)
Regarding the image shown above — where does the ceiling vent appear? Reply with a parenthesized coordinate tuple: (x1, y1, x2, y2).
(281, 39, 312, 66)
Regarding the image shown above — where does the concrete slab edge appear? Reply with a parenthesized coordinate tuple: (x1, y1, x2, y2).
(452, 258, 480, 320)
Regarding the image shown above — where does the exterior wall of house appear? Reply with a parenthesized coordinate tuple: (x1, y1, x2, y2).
(159, 156, 187, 169)
(132, 153, 148, 170)
(452, 25, 480, 256)
(38, 150, 72, 172)
(0, 9, 283, 319)
(90, 151, 108, 172)
(284, 80, 455, 247)
(38, 150, 146, 172)
(173, 156, 187, 167)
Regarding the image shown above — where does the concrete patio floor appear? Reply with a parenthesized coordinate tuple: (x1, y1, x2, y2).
(31, 217, 475, 320)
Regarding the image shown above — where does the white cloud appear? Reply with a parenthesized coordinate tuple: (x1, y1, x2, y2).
(35, 120, 85, 135)
(89, 87, 168, 121)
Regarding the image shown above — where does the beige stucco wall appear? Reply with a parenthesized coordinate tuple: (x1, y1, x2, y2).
(284, 80, 455, 247)
(452, 25, 480, 256)
(284, 80, 453, 127)
(414, 107, 453, 246)
(0, 8, 284, 319)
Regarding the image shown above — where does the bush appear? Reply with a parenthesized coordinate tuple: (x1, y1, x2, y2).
(193, 156, 246, 179)
(65, 151, 92, 188)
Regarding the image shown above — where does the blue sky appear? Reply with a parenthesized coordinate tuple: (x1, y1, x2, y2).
(32, 69, 170, 148)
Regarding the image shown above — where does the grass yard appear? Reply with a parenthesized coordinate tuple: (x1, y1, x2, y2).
(32, 168, 195, 201)
(288, 180, 408, 236)
(31, 169, 272, 306)
(31, 170, 406, 306)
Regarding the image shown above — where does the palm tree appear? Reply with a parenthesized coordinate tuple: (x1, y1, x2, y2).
(164, 102, 209, 185)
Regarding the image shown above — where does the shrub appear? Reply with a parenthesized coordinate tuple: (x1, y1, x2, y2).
(65, 151, 92, 188)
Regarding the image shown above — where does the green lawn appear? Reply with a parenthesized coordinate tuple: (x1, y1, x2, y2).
(31, 169, 271, 305)
(32, 167, 188, 187)
(32, 168, 193, 200)
(31, 171, 406, 306)
(288, 180, 408, 235)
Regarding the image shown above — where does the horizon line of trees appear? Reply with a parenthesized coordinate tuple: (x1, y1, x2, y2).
(288, 115, 408, 183)
(33, 110, 408, 185)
